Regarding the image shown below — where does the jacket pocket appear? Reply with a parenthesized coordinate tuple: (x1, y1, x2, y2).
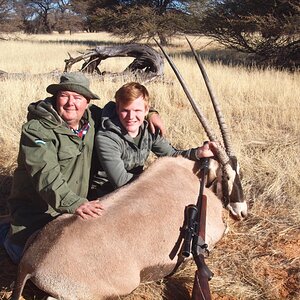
(58, 148, 81, 161)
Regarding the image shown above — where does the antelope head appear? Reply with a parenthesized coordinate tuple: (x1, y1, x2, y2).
(155, 38, 248, 220)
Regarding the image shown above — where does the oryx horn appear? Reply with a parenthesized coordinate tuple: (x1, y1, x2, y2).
(185, 37, 235, 158)
(154, 38, 230, 167)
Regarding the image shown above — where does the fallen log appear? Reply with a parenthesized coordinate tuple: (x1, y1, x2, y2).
(64, 44, 164, 81)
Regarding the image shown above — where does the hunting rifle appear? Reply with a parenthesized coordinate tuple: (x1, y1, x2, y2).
(182, 155, 213, 300)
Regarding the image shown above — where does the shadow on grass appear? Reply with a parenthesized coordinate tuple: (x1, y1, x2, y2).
(26, 39, 123, 48)
(169, 48, 257, 69)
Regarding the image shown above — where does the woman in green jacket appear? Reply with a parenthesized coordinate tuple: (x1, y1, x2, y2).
(1, 73, 105, 263)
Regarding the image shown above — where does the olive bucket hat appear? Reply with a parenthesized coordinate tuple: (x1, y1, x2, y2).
(46, 72, 100, 100)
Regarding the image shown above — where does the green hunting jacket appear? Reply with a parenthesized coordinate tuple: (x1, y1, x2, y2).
(92, 101, 199, 196)
(7, 97, 101, 246)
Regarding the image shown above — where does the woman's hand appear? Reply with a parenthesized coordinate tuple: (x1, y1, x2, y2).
(75, 200, 104, 220)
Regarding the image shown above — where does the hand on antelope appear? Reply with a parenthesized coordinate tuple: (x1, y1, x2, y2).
(75, 200, 105, 220)
(196, 141, 219, 159)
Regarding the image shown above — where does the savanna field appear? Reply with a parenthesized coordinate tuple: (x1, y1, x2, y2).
(0, 32, 299, 300)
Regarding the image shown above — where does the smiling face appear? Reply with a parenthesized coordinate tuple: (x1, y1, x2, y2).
(56, 90, 90, 130)
(117, 95, 149, 137)
(115, 82, 150, 137)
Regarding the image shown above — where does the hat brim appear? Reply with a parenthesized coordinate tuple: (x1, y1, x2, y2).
(47, 83, 100, 100)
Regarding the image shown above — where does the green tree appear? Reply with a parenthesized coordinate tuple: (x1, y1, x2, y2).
(197, 0, 300, 69)
(71, 0, 119, 32)
(71, 0, 197, 44)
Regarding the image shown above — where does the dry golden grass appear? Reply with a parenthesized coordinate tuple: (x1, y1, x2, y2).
(0, 32, 299, 300)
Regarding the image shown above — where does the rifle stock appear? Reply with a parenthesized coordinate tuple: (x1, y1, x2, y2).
(192, 254, 213, 300)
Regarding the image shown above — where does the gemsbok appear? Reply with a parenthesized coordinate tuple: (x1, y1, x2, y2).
(10, 39, 248, 300)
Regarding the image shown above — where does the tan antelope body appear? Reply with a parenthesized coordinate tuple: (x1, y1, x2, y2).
(11, 157, 226, 300)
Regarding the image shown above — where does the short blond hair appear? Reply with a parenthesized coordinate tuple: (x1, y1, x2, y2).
(115, 82, 150, 107)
